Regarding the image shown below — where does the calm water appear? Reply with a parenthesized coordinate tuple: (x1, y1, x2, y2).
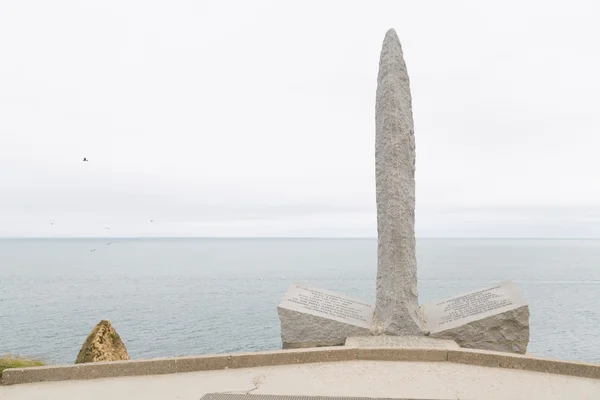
(1, 238, 599, 364)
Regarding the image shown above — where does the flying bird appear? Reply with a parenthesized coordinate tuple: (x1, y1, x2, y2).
(106, 242, 113, 246)
(89, 249, 96, 252)
(103, 227, 111, 230)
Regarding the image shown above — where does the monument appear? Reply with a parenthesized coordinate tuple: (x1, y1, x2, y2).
(373, 28, 421, 336)
(277, 28, 530, 354)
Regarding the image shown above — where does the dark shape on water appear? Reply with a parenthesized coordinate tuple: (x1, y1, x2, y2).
(104, 227, 111, 230)
(83, 158, 88, 162)
(106, 242, 112, 246)
(89, 249, 96, 252)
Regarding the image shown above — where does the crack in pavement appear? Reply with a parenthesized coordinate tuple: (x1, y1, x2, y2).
(219, 374, 266, 395)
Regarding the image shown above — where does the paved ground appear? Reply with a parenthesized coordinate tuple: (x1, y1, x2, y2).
(2, 360, 599, 400)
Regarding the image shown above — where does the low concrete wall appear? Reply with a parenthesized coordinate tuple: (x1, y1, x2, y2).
(2, 346, 599, 385)
(448, 348, 600, 380)
(1, 348, 355, 385)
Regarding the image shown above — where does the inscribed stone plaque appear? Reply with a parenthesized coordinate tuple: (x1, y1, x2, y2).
(422, 281, 527, 334)
(278, 284, 374, 329)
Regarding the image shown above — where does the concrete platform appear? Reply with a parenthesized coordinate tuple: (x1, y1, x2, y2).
(2, 359, 599, 400)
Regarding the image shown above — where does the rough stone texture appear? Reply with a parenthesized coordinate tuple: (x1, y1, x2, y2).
(75, 320, 129, 364)
(278, 308, 369, 349)
(430, 306, 530, 354)
(374, 28, 421, 335)
(346, 335, 460, 349)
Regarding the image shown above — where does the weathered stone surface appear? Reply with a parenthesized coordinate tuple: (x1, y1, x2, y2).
(75, 320, 129, 364)
(277, 284, 374, 348)
(422, 281, 530, 354)
(345, 335, 460, 349)
(278, 308, 370, 349)
(430, 306, 530, 354)
(374, 28, 421, 335)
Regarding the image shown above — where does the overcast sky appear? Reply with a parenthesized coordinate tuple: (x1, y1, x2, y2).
(1, 0, 599, 238)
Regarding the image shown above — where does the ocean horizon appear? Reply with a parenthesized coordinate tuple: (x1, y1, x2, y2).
(1, 237, 599, 365)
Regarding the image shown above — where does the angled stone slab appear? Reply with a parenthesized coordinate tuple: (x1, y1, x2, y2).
(278, 284, 374, 349)
(374, 28, 422, 336)
(421, 281, 530, 354)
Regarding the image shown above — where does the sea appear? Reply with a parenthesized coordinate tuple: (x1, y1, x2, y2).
(1, 238, 599, 365)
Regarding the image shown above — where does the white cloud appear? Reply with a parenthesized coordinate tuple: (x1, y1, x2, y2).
(1, 0, 599, 237)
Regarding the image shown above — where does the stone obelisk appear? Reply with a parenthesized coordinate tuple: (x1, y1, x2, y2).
(374, 29, 422, 335)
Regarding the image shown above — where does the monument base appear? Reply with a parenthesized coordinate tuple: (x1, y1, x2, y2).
(279, 309, 369, 349)
(421, 281, 530, 354)
(278, 284, 375, 350)
(345, 335, 459, 349)
(430, 305, 530, 354)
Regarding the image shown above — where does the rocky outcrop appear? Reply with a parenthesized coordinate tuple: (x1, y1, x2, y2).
(75, 320, 129, 364)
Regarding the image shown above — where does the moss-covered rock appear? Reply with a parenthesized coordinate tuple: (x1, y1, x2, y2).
(75, 320, 129, 364)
